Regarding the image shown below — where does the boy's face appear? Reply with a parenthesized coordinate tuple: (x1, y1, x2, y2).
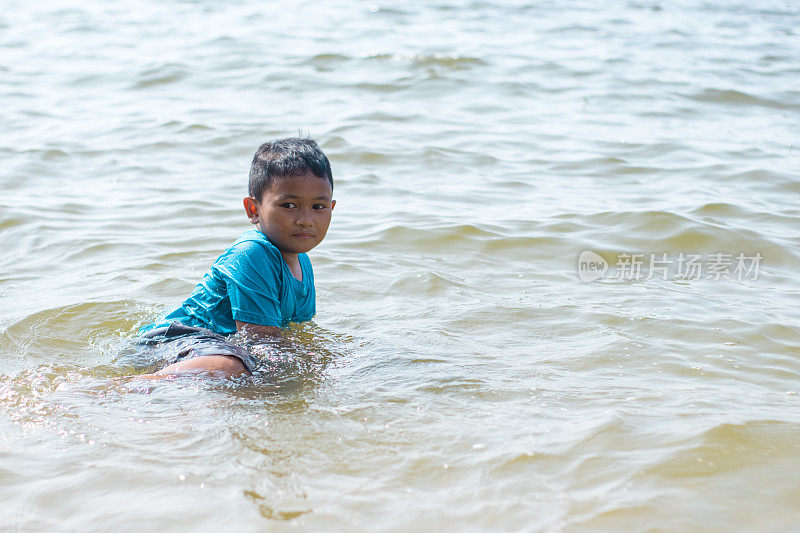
(243, 173, 335, 257)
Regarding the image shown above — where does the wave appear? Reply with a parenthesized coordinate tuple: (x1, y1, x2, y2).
(684, 88, 800, 110)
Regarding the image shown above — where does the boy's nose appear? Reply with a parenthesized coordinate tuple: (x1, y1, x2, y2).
(296, 209, 314, 226)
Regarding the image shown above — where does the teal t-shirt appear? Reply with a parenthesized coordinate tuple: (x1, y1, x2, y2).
(142, 229, 315, 335)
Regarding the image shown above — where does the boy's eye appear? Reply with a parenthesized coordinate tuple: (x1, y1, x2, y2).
(281, 203, 296, 208)
(313, 203, 328, 210)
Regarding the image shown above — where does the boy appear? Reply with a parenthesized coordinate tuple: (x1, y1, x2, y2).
(137, 138, 335, 377)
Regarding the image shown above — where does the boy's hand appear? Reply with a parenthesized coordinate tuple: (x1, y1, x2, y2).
(235, 321, 282, 341)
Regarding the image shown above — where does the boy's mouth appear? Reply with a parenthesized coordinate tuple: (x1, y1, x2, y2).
(293, 233, 315, 239)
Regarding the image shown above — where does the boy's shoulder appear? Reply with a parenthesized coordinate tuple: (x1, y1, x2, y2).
(215, 229, 312, 277)
(212, 229, 281, 270)
(225, 229, 278, 256)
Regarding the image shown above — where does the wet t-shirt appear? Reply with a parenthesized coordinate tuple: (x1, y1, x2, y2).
(141, 229, 315, 334)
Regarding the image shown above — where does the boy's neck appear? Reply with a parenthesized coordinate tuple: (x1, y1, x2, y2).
(253, 226, 302, 280)
(279, 250, 303, 281)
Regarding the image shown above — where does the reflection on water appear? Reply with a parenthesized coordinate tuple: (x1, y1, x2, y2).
(2, 0, 800, 530)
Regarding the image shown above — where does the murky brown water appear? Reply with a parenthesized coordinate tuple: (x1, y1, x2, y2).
(2, 0, 799, 530)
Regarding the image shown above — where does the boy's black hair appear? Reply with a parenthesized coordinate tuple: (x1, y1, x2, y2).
(248, 138, 333, 202)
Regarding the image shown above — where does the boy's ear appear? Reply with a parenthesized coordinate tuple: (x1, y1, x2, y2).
(243, 197, 259, 223)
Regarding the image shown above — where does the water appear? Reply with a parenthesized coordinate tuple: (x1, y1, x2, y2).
(2, 0, 799, 530)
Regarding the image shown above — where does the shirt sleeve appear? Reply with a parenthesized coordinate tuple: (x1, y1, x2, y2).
(214, 240, 283, 327)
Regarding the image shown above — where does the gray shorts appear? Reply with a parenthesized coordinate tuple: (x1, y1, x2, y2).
(135, 322, 259, 374)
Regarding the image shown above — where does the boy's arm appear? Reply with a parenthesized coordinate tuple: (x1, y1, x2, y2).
(235, 320, 281, 340)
